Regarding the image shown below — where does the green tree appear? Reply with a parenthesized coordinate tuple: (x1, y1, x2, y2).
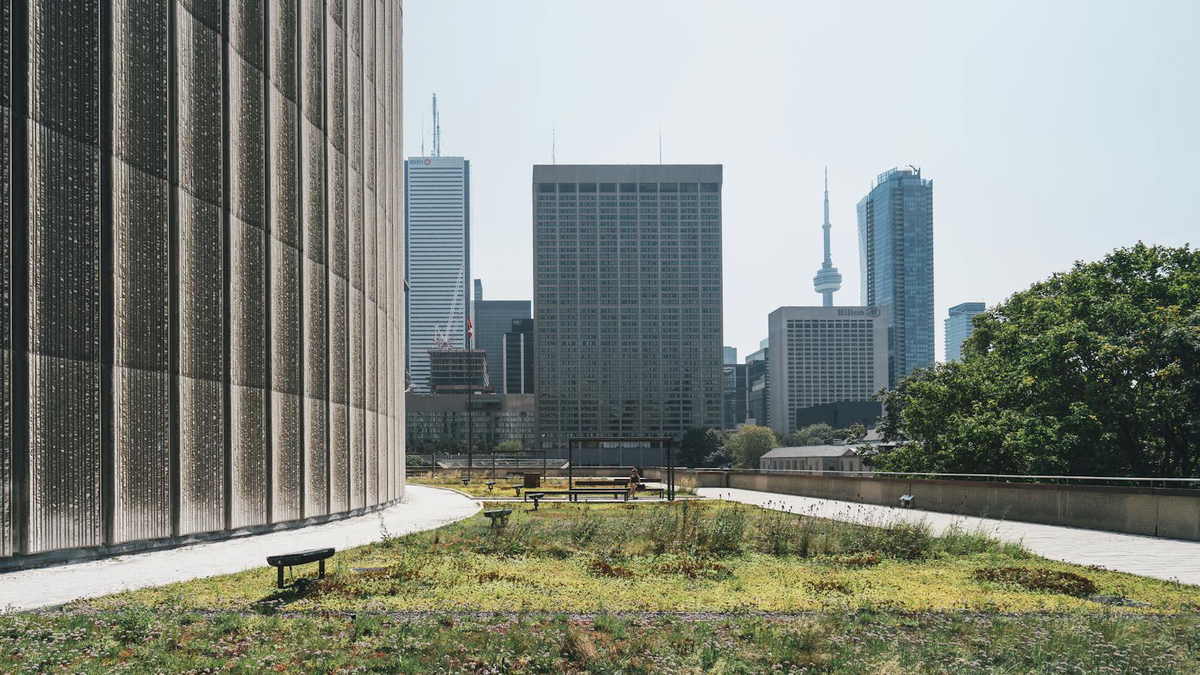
(726, 425, 777, 468)
(846, 423, 868, 443)
(680, 428, 726, 467)
(876, 243, 1200, 477)
(782, 423, 844, 447)
(495, 440, 524, 455)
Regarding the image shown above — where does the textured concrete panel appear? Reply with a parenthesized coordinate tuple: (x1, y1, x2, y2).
(269, 91, 298, 248)
(269, 0, 298, 103)
(179, 0, 220, 32)
(349, 406, 364, 510)
(1, 0, 403, 564)
(228, 55, 266, 230)
(271, 392, 301, 522)
(299, 2, 324, 128)
(302, 258, 327, 399)
(27, 356, 102, 554)
(28, 1, 99, 145)
(231, 384, 267, 528)
(329, 275, 348, 404)
(110, 158, 170, 544)
(178, 377, 223, 536)
(300, 117, 325, 263)
(303, 396, 327, 516)
(28, 125, 101, 361)
(176, 190, 223, 382)
(111, 367, 171, 544)
(349, 287, 364, 409)
(366, 406, 377, 506)
(329, 149, 348, 277)
(325, 26, 345, 154)
(175, 9, 222, 204)
(330, 402, 348, 512)
(228, 0, 265, 69)
(347, 52, 362, 175)
(271, 240, 300, 395)
(111, 0, 168, 178)
(230, 217, 267, 389)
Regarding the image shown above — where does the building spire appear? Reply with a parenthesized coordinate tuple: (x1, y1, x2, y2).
(813, 166, 843, 306)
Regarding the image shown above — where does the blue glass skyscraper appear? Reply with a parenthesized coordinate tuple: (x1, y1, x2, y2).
(857, 167, 935, 387)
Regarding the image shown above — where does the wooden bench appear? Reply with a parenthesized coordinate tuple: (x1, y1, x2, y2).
(524, 488, 630, 502)
(266, 547, 335, 589)
(526, 492, 545, 510)
(483, 508, 513, 528)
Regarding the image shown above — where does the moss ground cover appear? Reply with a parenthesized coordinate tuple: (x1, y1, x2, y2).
(3, 500, 1198, 673)
(95, 500, 1198, 614)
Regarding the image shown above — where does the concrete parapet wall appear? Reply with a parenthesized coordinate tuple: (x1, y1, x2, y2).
(695, 470, 1200, 541)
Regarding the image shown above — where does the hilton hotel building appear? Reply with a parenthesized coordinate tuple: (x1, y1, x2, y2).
(532, 165, 724, 451)
(767, 306, 889, 436)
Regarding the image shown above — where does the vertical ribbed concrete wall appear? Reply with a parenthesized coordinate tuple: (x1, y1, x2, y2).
(1, 0, 404, 564)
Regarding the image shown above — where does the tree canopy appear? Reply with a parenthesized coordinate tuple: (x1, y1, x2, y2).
(727, 425, 778, 468)
(876, 243, 1200, 478)
(680, 428, 727, 467)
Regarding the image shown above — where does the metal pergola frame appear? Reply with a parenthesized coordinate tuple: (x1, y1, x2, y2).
(566, 437, 675, 501)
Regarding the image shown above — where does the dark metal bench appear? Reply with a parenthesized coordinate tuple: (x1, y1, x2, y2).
(524, 488, 629, 502)
(526, 492, 545, 510)
(266, 547, 335, 589)
(512, 485, 523, 497)
(483, 508, 513, 527)
(460, 477, 470, 486)
(486, 480, 496, 493)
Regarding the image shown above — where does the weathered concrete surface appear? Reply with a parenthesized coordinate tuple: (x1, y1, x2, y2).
(702, 487, 1200, 586)
(695, 471, 1200, 541)
(0, 486, 478, 612)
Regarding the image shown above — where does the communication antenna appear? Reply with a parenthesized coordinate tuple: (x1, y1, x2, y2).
(421, 113, 425, 157)
(658, 126, 662, 164)
(432, 93, 442, 157)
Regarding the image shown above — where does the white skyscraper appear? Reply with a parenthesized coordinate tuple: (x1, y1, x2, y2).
(405, 156, 470, 393)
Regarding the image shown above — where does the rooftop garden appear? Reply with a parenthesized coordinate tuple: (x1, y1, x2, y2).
(3, 499, 1198, 673)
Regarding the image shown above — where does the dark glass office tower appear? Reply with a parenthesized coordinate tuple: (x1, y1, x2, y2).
(532, 166, 723, 452)
(857, 167, 935, 387)
(503, 319, 535, 394)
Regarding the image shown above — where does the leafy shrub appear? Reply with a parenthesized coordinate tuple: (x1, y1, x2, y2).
(973, 567, 1098, 596)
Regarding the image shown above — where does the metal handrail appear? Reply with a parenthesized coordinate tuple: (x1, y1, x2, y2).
(729, 467, 1200, 488)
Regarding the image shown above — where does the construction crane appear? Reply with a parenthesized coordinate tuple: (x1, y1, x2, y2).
(433, 264, 465, 351)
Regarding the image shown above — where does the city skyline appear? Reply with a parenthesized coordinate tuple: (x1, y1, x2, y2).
(403, 0, 1199, 362)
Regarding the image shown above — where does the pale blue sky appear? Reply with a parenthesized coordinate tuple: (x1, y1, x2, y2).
(403, 0, 1199, 361)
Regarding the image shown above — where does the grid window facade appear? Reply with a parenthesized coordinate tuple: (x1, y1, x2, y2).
(533, 166, 723, 452)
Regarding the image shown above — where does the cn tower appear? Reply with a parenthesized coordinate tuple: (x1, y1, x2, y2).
(812, 167, 843, 306)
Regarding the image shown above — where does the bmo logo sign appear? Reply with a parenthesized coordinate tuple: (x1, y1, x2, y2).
(409, 158, 433, 166)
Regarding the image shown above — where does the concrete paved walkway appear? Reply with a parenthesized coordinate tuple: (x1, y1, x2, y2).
(700, 487, 1200, 586)
(0, 485, 479, 612)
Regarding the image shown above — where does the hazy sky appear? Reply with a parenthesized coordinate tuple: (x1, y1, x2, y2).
(402, 0, 1199, 361)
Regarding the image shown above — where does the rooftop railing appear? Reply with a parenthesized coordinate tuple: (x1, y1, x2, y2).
(735, 468, 1200, 490)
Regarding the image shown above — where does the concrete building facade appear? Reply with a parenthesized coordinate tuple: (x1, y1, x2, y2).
(1, 2, 406, 565)
(405, 156, 470, 393)
(857, 166, 934, 387)
(945, 302, 986, 361)
(533, 165, 723, 454)
(767, 307, 889, 436)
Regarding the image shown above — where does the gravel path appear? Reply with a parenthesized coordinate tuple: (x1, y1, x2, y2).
(701, 487, 1200, 585)
(0, 485, 479, 612)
